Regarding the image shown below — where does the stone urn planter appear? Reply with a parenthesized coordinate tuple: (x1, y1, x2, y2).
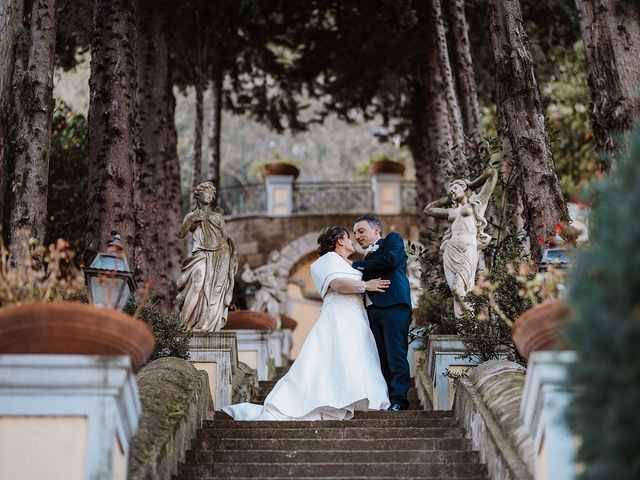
(511, 299, 573, 360)
(368, 159, 406, 175)
(224, 310, 277, 331)
(281, 315, 298, 331)
(0, 302, 155, 371)
(262, 162, 300, 179)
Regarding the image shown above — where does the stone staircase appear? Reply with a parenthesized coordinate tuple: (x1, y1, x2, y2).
(174, 366, 488, 479)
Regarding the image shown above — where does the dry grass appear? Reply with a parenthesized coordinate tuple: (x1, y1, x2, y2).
(0, 231, 85, 307)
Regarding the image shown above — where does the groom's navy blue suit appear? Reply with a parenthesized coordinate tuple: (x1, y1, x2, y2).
(352, 232, 412, 409)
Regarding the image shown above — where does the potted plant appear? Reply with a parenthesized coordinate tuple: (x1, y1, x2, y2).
(257, 154, 300, 179)
(368, 154, 406, 175)
(223, 310, 277, 332)
(0, 236, 154, 371)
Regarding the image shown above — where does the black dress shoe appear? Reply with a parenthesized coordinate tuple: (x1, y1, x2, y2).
(387, 402, 402, 412)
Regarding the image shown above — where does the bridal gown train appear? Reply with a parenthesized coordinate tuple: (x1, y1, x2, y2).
(222, 252, 390, 421)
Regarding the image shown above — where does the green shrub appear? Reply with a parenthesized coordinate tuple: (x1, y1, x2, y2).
(124, 298, 192, 363)
(566, 128, 640, 480)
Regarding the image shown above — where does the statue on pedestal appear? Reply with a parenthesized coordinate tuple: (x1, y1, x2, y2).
(176, 182, 238, 331)
(424, 168, 498, 317)
(241, 251, 284, 329)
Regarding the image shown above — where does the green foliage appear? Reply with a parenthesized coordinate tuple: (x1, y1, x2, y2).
(412, 137, 531, 364)
(124, 298, 192, 363)
(46, 103, 88, 263)
(566, 127, 640, 479)
(545, 41, 601, 198)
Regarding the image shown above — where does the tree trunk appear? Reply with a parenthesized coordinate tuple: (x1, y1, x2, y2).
(192, 77, 204, 200)
(206, 68, 222, 198)
(574, 0, 640, 161)
(410, 0, 455, 243)
(85, 0, 138, 265)
(445, 0, 483, 145)
(164, 84, 183, 298)
(134, 0, 171, 307)
(487, 0, 568, 261)
(9, 0, 58, 248)
(431, 0, 464, 152)
(0, 0, 24, 232)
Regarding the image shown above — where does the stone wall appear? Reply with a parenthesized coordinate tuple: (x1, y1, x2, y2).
(128, 357, 213, 480)
(453, 360, 534, 480)
(226, 213, 419, 267)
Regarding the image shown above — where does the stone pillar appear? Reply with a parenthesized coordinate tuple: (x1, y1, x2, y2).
(521, 351, 577, 480)
(188, 332, 238, 411)
(281, 328, 293, 364)
(371, 173, 403, 214)
(265, 175, 295, 216)
(0, 354, 141, 480)
(426, 335, 480, 410)
(230, 329, 273, 381)
(268, 330, 285, 368)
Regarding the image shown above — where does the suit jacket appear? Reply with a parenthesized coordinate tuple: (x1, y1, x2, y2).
(352, 231, 412, 311)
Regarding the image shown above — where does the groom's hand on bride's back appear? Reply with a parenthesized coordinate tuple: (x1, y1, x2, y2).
(366, 278, 391, 292)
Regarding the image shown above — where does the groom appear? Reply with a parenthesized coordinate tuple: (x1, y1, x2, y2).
(352, 214, 412, 411)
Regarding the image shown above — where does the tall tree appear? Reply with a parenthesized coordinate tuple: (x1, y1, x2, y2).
(487, 0, 568, 260)
(10, 0, 58, 248)
(431, 0, 464, 151)
(134, 0, 173, 307)
(207, 66, 223, 194)
(0, 0, 24, 232)
(445, 0, 482, 145)
(164, 84, 182, 294)
(85, 0, 137, 264)
(574, 0, 640, 161)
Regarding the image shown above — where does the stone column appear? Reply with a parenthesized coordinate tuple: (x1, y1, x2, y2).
(371, 173, 403, 214)
(188, 332, 238, 410)
(521, 351, 577, 480)
(426, 335, 480, 410)
(231, 329, 273, 381)
(0, 354, 141, 480)
(265, 175, 295, 216)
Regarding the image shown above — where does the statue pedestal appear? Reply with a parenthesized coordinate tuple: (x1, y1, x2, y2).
(188, 332, 238, 410)
(0, 354, 141, 480)
(226, 329, 273, 381)
(426, 335, 480, 410)
(268, 330, 286, 368)
(281, 328, 293, 364)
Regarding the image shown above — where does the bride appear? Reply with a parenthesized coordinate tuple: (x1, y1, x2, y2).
(222, 226, 391, 420)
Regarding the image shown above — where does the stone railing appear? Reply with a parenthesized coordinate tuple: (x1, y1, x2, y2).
(219, 179, 418, 217)
(454, 360, 534, 480)
(128, 358, 212, 480)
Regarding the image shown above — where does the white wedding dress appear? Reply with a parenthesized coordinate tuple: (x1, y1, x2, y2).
(222, 251, 390, 420)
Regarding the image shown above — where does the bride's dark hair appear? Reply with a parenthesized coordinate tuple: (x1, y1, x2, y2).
(317, 226, 349, 256)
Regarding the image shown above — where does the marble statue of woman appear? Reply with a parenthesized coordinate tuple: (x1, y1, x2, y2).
(176, 182, 238, 331)
(423, 168, 498, 316)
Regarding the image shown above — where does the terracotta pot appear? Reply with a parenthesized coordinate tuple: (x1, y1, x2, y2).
(0, 302, 155, 371)
(511, 299, 573, 360)
(224, 310, 277, 331)
(368, 160, 406, 175)
(262, 162, 300, 179)
(281, 315, 298, 331)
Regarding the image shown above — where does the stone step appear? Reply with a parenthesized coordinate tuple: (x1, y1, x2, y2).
(252, 396, 423, 407)
(180, 461, 488, 478)
(199, 427, 465, 440)
(177, 477, 488, 480)
(214, 410, 453, 421)
(194, 437, 472, 452)
(187, 449, 479, 465)
(207, 418, 460, 429)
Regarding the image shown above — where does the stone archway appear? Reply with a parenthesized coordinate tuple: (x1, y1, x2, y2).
(270, 231, 323, 358)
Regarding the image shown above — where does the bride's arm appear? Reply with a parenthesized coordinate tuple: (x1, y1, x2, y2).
(329, 278, 390, 294)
